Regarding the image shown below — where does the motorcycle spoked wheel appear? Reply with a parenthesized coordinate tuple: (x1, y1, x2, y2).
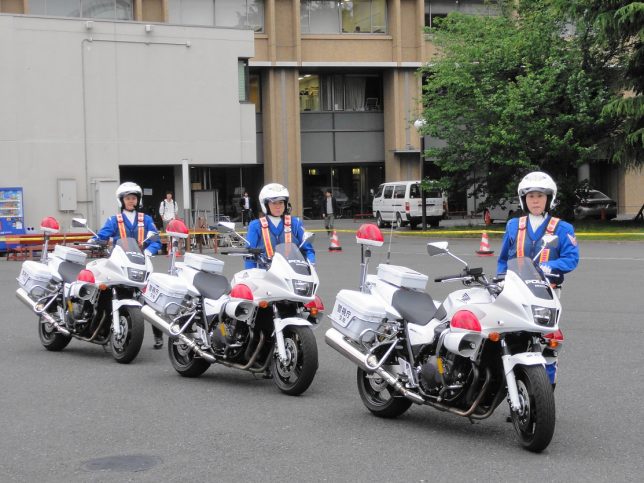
(356, 368, 413, 418)
(110, 306, 145, 364)
(38, 315, 72, 351)
(510, 365, 556, 452)
(271, 326, 318, 396)
(168, 337, 210, 378)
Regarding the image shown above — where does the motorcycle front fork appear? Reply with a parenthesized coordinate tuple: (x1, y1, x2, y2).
(111, 289, 122, 337)
(272, 305, 288, 363)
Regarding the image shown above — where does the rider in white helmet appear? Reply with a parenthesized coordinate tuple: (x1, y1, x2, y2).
(497, 171, 579, 386)
(244, 183, 315, 269)
(94, 182, 164, 348)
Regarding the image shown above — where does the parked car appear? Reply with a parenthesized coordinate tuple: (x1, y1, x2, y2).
(574, 189, 617, 220)
(372, 180, 447, 229)
(482, 196, 522, 224)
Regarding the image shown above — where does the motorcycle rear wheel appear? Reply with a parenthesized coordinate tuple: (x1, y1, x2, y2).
(38, 316, 72, 351)
(168, 337, 210, 377)
(510, 365, 556, 452)
(356, 368, 412, 418)
(110, 306, 144, 364)
(271, 326, 318, 396)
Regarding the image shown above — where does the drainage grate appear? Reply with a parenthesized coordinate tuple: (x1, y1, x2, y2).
(81, 454, 162, 473)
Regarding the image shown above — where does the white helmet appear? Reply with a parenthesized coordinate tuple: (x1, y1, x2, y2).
(258, 183, 289, 215)
(116, 182, 142, 209)
(517, 171, 557, 211)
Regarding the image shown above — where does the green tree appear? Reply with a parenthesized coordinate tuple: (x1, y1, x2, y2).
(553, 0, 643, 167)
(418, 0, 619, 218)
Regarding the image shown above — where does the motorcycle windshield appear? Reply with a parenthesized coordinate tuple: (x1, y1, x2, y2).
(273, 243, 311, 276)
(507, 257, 552, 300)
(116, 238, 146, 265)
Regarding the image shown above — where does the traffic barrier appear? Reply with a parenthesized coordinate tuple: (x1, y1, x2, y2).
(329, 230, 342, 251)
(476, 232, 494, 256)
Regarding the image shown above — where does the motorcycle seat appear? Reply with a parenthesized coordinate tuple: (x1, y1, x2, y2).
(391, 289, 437, 326)
(58, 261, 85, 283)
(193, 272, 230, 300)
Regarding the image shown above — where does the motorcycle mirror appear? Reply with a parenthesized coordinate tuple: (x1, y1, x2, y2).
(427, 241, 448, 256)
(72, 217, 88, 228)
(541, 234, 559, 249)
(300, 231, 315, 246)
(217, 221, 235, 233)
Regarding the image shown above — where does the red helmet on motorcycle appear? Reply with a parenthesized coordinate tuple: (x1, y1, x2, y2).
(40, 216, 60, 234)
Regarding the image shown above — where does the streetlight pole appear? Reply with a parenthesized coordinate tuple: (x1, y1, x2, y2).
(414, 119, 427, 230)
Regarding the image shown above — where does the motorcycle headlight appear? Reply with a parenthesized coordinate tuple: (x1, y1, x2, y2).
(292, 280, 314, 297)
(532, 306, 557, 327)
(127, 268, 147, 283)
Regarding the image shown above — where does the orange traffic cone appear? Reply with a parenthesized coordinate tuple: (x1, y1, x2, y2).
(329, 230, 342, 252)
(476, 232, 494, 256)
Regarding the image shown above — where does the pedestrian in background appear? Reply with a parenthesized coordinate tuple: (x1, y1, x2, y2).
(322, 189, 338, 236)
(240, 191, 253, 227)
(159, 191, 178, 231)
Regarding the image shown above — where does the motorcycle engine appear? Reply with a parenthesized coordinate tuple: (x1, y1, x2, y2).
(67, 298, 94, 325)
(419, 353, 471, 398)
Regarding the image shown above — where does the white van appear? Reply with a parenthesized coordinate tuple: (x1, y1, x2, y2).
(372, 181, 447, 229)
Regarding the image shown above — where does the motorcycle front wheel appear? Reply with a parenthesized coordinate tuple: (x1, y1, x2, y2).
(271, 326, 318, 396)
(110, 306, 144, 364)
(356, 368, 412, 418)
(38, 316, 72, 351)
(510, 365, 556, 452)
(168, 337, 210, 377)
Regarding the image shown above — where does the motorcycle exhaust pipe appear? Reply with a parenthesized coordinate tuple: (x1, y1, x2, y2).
(16, 288, 71, 336)
(141, 305, 216, 364)
(325, 328, 424, 405)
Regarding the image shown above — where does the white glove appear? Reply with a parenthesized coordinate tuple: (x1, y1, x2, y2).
(144, 249, 153, 257)
(539, 263, 552, 274)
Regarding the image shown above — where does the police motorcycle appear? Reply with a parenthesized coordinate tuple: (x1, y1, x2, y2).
(325, 224, 562, 452)
(15, 217, 153, 363)
(214, 222, 322, 395)
(141, 221, 322, 395)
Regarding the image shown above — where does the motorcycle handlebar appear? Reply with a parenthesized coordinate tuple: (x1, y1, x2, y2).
(434, 274, 468, 283)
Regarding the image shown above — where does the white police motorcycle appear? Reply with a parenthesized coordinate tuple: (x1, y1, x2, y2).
(16, 217, 153, 363)
(325, 224, 562, 452)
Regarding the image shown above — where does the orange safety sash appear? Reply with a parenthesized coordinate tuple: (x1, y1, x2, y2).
(517, 216, 528, 257)
(259, 215, 292, 259)
(540, 217, 560, 262)
(116, 212, 145, 246)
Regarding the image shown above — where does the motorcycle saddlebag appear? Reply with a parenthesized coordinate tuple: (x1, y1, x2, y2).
(143, 273, 189, 316)
(17, 260, 53, 299)
(329, 289, 387, 342)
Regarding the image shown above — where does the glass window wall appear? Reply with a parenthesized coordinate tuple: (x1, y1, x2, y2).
(301, 0, 386, 34)
(299, 74, 382, 112)
(424, 0, 498, 28)
(168, 0, 264, 31)
(29, 0, 133, 20)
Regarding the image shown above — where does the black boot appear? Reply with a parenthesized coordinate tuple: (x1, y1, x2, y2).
(152, 326, 163, 349)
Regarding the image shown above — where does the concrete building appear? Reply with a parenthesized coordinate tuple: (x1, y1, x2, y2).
(1, 0, 641, 234)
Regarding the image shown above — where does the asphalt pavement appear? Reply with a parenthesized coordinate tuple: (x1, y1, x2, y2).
(1, 231, 643, 482)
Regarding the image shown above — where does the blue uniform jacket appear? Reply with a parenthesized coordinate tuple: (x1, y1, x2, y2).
(96, 211, 161, 255)
(497, 215, 579, 281)
(244, 216, 315, 269)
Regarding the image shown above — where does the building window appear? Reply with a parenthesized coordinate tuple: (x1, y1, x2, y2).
(301, 0, 386, 34)
(424, 1, 499, 28)
(249, 73, 261, 112)
(168, 0, 264, 31)
(238, 60, 249, 102)
(29, 0, 134, 20)
(299, 73, 382, 112)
